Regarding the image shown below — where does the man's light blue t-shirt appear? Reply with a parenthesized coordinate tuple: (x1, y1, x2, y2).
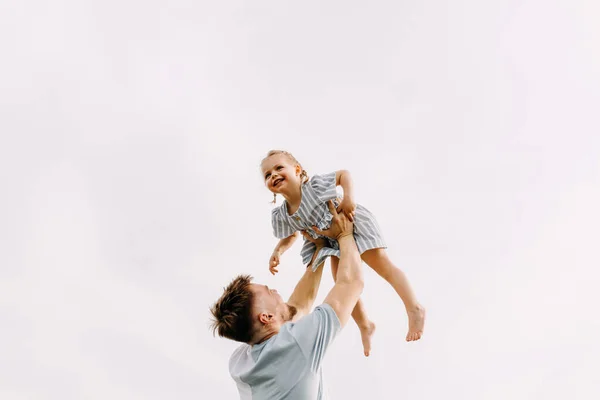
(229, 303, 341, 400)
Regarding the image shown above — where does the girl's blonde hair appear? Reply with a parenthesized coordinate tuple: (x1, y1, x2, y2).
(262, 150, 309, 204)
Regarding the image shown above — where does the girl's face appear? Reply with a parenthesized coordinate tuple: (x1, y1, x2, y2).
(261, 154, 302, 194)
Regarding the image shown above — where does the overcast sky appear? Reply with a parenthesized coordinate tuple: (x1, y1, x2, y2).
(1, 1, 599, 399)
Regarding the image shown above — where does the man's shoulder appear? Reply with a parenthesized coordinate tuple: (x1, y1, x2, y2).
(290, 304, 339, 323)
(229, 305, 339, 366)
(231, 343, 251, 355)
(286, 304, 341, 338)
(229, 333, 304, 379)
(307, 303, 339, 323)
(229, 343, 251, 366)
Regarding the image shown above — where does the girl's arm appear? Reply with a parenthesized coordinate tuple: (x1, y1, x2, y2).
(335, 170, 354, 199)
(274, 232, 299, 254)
(269, 232, 299, 274)
(335, 170, 356, 221)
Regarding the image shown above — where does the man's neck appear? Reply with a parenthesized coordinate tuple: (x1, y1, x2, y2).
(252, 328, 279, 345)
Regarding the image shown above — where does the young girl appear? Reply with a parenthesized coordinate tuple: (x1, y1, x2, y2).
(261, 150, 425, 355)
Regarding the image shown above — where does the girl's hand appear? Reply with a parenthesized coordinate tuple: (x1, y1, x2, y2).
(269, 251, 281, 275)
(337, 196, 356, 222)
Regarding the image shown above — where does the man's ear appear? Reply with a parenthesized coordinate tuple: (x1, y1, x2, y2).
(259, 312, 274, 325)
(295, 164, 302, 176)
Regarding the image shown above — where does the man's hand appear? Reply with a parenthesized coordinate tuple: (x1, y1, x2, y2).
(337, 197, 356, 222)
(269, 251, 281, 275)
(312, 200, 354, 240)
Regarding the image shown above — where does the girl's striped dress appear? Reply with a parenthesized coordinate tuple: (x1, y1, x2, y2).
(271, 172, 387, 271)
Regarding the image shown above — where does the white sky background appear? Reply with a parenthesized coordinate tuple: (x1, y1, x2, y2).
(1, 1, 599, 399)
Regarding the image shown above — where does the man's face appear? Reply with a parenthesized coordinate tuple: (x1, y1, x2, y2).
(250, 283, 296, 326)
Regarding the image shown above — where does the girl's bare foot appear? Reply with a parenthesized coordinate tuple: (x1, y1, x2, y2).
(359, 321, 376, 356)
(406, 304, 426, 342)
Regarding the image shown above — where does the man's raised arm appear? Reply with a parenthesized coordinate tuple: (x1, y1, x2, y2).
(312, 201, 363, 327)
(287, 259, 326, 319)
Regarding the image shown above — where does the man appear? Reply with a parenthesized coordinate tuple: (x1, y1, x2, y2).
(210, 201, 364, 399)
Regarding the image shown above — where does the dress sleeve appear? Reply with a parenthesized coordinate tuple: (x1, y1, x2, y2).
(308, 172, 338, 203)
(271, 207, 297, 239)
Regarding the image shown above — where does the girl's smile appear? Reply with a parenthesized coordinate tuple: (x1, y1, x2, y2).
(261, 154, 301, 194)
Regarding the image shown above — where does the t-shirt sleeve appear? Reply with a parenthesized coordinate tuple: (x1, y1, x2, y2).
(308, 172, 338, 203)
(271, 207, 296, 239)
(289, 303, 341, 372)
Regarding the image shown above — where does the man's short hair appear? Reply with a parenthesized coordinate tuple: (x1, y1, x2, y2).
(210, 274, 255, 343)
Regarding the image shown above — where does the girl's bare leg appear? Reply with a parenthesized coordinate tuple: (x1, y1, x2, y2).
(362, 249, 425, 341)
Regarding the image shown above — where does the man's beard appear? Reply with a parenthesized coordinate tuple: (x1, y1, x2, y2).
(286, 304, 298, 320)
